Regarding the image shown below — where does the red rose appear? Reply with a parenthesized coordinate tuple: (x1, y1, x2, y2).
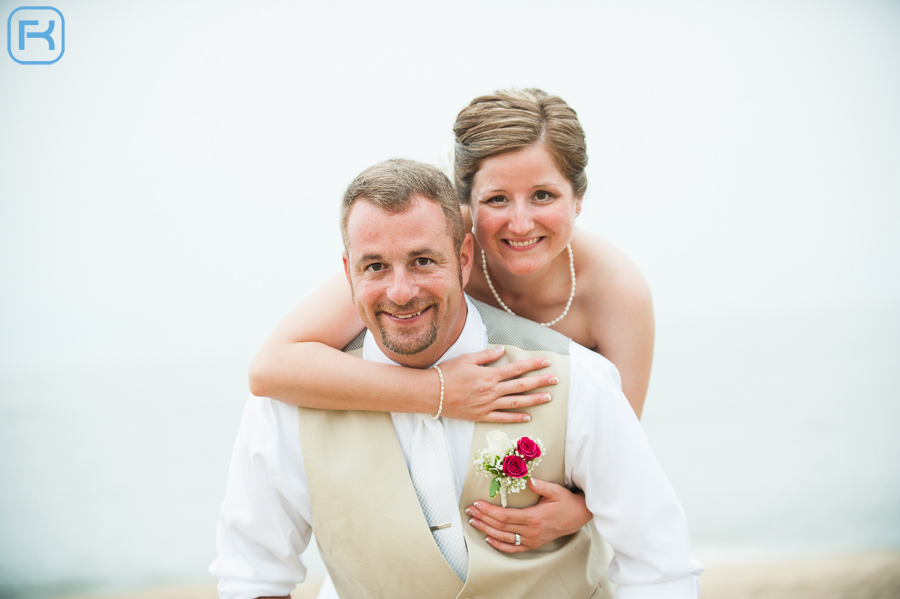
(517, 437, 541, 460)
(502, 455, 528, 478)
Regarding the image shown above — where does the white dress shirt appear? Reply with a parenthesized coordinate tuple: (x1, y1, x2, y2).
(211, 297, 703, 599)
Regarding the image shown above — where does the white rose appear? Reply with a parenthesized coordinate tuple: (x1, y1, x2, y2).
(486, 430, 511, 458)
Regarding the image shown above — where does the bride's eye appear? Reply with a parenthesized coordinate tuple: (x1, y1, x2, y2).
(485, 195, 507, 205)
(535, 191, 553, 201)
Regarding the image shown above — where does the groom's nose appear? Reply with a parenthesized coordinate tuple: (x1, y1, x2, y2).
(386, 269, 419, 306)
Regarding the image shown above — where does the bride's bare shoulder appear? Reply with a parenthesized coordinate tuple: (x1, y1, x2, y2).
(570, 229, 654, 348)
(572, 229, 651, 300)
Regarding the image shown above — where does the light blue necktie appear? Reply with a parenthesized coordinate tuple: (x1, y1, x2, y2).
(408, 415, 469, 580)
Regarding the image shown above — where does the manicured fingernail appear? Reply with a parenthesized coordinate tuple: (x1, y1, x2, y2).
(542, 394, 552, 402)
(541, 359, 551, 367)
(485, 538, 492, 544)
(523, 415, 531, 422)
(496, 346, 505, 354)
(466, 509, 474, 516)
(473, 502, 480, 509)
(468, 519, 475, 526)
(548, 377, 559, 384)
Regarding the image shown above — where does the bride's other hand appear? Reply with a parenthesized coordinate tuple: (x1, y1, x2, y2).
(464, 478, 592, 552)
(439, 347, 557, 423)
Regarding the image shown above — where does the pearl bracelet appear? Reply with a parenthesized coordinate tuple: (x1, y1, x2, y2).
(431, 365, 444, 420)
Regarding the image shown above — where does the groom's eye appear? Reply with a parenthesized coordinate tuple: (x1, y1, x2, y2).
(415, 257, 433, 267)
(365, 263, 384, 273)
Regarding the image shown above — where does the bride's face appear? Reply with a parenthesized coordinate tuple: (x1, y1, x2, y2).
(469, 143, 582, 277)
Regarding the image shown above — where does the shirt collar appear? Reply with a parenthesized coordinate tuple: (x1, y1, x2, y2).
(362, 295, 487, 368)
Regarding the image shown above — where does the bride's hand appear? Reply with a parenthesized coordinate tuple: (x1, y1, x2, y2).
(464, 478, 592, 552)
(437, 346, 558, 423)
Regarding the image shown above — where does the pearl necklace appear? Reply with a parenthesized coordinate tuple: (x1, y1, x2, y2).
(481, 244, 576, 327)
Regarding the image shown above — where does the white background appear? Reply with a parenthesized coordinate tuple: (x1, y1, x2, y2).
(1, 0, 899, 595)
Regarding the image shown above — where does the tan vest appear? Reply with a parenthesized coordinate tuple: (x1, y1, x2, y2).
(297, 301, 610, 599)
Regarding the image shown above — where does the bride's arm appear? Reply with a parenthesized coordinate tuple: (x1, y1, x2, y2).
(249, 272, 558, 422)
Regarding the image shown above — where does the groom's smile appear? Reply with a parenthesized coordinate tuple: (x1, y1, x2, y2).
(374, 299, 439, 356)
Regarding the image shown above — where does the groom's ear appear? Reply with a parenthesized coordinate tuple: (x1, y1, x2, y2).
(342, 251, 352, 286)
(459, 234, 474, 288)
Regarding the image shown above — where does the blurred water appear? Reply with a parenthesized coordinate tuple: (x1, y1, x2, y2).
(0, 361, 246, 596)
(647, 302, 900, 551)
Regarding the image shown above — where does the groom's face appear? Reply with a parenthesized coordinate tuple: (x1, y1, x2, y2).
(343, 196, 474, 369)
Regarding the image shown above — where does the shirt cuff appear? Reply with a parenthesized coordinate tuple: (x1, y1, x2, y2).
(614, 575, 701, 599)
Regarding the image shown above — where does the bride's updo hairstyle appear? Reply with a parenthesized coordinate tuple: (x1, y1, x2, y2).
(452, 88, 588, 205)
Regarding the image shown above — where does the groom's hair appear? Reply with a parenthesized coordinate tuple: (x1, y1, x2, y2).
(339, 158, 465, 255)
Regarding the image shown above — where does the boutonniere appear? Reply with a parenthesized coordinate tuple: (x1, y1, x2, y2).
(474, 430, 544, 507)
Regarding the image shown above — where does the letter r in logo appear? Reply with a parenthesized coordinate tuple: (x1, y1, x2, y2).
(7, 6, 65, 65)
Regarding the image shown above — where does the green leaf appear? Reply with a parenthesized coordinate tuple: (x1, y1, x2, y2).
(489, 477, 501, 498)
